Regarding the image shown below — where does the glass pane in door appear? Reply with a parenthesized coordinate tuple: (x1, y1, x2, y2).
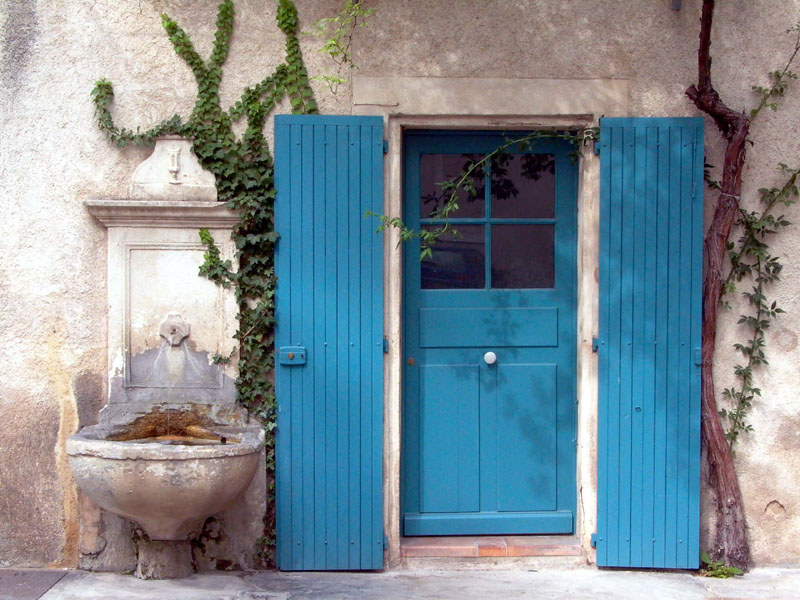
(421, 225, 485, 289)
(491, 224, 555, 288)
(491, 153, 555, 218)
(420, 154, 485, 218)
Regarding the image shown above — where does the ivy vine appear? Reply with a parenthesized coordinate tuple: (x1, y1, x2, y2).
(91, 0, 318, 565)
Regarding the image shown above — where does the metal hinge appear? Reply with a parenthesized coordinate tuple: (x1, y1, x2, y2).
(695, 347, 702, 366)
(594, 140, 601, 155)
(383, 139, 389, 154)
(592, 337, 601, 352)
(590, 533, 598, 548)
(383, 534, 388, 550)
(383, 337, 389, 353)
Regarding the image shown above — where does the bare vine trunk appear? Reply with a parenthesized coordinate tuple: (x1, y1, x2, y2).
(685, 0, 750, 570)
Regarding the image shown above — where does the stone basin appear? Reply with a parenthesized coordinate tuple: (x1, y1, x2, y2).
(67, 424, 263, 540)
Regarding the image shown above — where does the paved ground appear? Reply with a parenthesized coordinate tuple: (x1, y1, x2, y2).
(37, 567, 800, 600)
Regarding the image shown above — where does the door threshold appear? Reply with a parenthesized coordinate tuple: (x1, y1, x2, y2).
(400, 535, 583, 558)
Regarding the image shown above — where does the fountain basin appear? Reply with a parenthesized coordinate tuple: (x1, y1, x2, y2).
(67, 424, 263, 540)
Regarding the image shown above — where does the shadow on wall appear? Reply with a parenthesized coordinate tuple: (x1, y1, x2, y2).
(1, 0, 38, 98)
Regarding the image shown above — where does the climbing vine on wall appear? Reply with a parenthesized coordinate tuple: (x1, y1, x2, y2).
(91, 0, 318, 565)
(716, 24, 800, 449)
(720, 166, 799, 448)
(304, 0, 375, 96)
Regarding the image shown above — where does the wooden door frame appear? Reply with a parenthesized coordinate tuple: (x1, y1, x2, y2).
(348, 67, 628, 572)
(381, 114, 606, 567)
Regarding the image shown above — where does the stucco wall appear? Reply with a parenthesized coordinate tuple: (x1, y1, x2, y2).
(1, 0, 799, 568)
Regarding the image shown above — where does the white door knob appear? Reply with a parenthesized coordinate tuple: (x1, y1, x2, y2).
(484, 351, 497, 365)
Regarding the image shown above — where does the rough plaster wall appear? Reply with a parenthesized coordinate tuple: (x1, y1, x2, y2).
(2, 0, 800, 567)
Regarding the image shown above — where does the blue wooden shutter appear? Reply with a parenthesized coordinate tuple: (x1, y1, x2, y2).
(274, 115, 384, 571)
(596, 117, 703, 569)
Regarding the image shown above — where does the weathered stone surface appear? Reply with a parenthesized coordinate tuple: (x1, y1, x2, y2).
(68, 421, 263, 541)
(129, 137, 217, 202)
(0, 392, 63, 567)
(135, 539, 194, 580)
(37, 567, 800, 600)
(198, 448, 268, 571)
(352, 76, 629, 116)
(78, 495, 137, 573)
(86, 198, 240, 424)
(74, 372, 105, 429)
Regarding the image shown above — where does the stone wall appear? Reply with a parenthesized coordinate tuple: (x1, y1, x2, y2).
(1, 0, 799, 568)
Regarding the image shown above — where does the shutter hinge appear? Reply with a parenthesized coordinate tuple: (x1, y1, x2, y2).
(383, 534, 388, 550)
(593, 140, 601, 155)
(383, 337, 389, 353)
(695, 347, 702, 366)
(592, 337, 601, 352)
(383, 139, 389, 154)
(591, 533, 598, 548)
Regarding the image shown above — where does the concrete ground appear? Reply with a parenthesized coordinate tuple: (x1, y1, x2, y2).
(38, 567, 800, 600)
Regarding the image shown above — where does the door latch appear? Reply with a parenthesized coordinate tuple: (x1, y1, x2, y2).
(278, 346, 307, 365)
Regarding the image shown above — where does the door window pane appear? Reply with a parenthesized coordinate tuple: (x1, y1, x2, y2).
(491, 153, 555, 218)
(421, 226, 485, 289)
(420, 154, 485, 219)
(491, 225, 554, 288)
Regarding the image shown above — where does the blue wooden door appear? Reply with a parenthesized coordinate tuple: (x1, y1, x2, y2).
(274, 115, 384, 570)
(596, 117, 703, 569)
(402, 131, 577, 536)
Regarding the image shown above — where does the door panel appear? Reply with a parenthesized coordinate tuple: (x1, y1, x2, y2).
(419, 365, 480, 513)
(402, 131, 577, 536)
(496, 364, 557, 512)
(419, 308, 558, 347)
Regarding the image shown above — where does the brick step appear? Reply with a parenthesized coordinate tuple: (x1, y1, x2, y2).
(400, 535, 583, 558)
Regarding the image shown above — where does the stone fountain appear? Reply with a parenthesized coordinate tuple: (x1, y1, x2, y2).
(68, 137, 264, 579)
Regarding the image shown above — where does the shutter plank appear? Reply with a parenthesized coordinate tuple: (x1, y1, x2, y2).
(312, 123, 327, 568)
(323, 123, 339, 569)
(641, 125, 658, 568)
(335, 123, 350, 569)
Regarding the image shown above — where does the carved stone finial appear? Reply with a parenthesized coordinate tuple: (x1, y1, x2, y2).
(159, 314, 190, 346)
(129, 136, 217, 201)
